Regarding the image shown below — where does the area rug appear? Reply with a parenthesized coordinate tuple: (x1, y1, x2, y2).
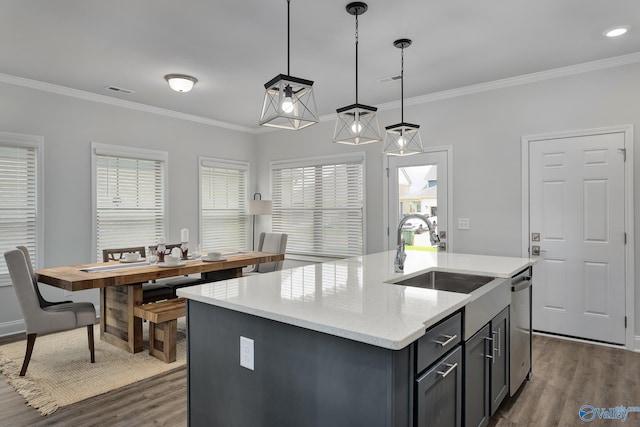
(0, 319, 186, 415)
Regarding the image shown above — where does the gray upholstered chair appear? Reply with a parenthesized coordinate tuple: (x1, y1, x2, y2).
(16, 246, 72, 307)
(4, 248, 96, 376)
(245, 232, 288, 275)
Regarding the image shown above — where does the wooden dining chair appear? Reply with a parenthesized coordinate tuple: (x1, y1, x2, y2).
(102, 246, 147, 262)
(101, 247, 174, 303)
(4, 248, 96, 376)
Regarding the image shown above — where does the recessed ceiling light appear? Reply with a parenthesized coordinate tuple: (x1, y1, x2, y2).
(603, 26, 630, 38)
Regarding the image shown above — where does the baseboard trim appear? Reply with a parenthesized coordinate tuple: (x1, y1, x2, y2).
(634, 336, 640, 352)
(0, 319, 25, 338)
(533, 331, 629, 351)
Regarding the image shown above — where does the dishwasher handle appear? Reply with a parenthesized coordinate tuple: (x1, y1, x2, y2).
(512, 278, 532, 292)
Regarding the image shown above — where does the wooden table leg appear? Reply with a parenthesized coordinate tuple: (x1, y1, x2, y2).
(100, 283, 143, 353)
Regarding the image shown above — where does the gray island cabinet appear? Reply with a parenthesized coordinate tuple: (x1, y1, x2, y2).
(178, 251, 534, 427)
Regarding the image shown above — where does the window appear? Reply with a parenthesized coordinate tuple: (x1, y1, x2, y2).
(92, 143, 167, 262)
(0, 132, 42, 286)
(271, 154, 365, 258)
(199, 158, 249, 251)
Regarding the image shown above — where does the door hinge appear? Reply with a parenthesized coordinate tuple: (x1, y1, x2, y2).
(618, 148, 626, 161)
(625, 232, 627, 245)
(385, 167, 389, 178)
(625, 316, 627, 328)
(387, 227, 389, 236)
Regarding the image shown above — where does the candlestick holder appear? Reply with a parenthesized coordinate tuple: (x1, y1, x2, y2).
(180, 242, 189, 260)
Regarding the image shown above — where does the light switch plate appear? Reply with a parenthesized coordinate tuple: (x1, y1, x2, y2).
(240, 336, 254, 371)
(458, 218, 470, 230)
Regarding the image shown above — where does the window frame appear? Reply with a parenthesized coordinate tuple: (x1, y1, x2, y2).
(0, 131, 44, 286)
(198, 156, 250, 251)
(270, 152, 366, 260)
(91, 143, 169, 262)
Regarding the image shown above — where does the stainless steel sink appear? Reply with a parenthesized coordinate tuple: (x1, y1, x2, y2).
(390, 271, 495, 294)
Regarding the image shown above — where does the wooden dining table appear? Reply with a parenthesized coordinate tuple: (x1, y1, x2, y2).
(35, 251, 284, 354)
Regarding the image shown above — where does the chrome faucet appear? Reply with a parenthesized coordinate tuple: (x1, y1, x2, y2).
(395, 213, 440, 273)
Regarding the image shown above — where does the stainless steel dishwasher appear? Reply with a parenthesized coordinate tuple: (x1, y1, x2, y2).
(509, 267, 532, 396)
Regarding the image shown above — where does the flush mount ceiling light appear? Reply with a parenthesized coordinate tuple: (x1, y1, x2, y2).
(382, 39, 423, 156)
(332, 2, 382, 146)
(259, 0, 318, 131)
(164, 74, 198, 92)
(603, 26, 630, 37)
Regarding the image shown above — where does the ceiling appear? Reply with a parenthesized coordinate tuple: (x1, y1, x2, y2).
(2, 0, 640, 131)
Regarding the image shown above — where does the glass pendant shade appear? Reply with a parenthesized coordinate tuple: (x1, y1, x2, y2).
(333, 103, 381, 145)
(382, 122, 423, 156)
(333, 2, 382, 145)
(260, 74, 319, 130)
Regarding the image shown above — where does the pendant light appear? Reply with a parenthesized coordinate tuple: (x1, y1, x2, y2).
(332, 2, 382, 145)
(382, 39, 423, 156)
(259, 0, 319, 130)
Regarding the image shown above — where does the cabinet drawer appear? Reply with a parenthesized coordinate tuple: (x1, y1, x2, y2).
(416, 312, 462, 373)
(415, 345, 462, 427)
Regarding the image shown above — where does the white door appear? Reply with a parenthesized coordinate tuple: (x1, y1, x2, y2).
(387, 150, 449, 251)
(529, 132, 626, 344)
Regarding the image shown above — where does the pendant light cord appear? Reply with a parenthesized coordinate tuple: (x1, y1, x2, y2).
(355, 12, 359, 104)
(287, 0, 291, 75)
(401, 45, 404, 124)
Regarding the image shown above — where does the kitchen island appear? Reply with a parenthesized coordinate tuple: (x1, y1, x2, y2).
(178, 251, 534, 426)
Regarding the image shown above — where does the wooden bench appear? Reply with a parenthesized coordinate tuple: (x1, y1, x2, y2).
(133, 298, 185, 363)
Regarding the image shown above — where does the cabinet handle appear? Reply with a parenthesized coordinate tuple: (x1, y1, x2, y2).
(491, 331, 498, 364)
(484, 336, 494, 360)
(436, 362, 458, 378)
(497, 327, 501, 357)
(434, 334, 458, 347)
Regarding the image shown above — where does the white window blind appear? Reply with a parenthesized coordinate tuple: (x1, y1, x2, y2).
(0, 141, 39, 286)
(94, 146, 166, 261)
(272, 156, 364, 258)
(200, 159, 248, 251)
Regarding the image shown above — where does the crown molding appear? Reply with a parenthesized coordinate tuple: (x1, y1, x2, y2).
(316, 52, 640, 123)
(2, 52, 639, 134)
(0, 73, 257, 134)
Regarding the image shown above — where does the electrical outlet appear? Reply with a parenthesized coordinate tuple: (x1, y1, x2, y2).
(458, 218, 470, 230)
(240, 336, 254, 371)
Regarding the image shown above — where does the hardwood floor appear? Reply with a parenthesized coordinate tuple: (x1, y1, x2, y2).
(490, 335, 640, 426)
(1, 334, 638, 426)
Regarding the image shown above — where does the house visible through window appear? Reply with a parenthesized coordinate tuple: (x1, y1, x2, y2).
(92, 144, 167, 262)
(0, 132, 42, 286)
(199, 158, 249, 251)
(271, 154, 365, 258)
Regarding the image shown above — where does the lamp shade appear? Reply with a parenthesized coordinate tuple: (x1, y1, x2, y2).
(260, 74, 318, 130)
(333, 104, 382, 145)
(248, 199, 273, 215)
(382, 122, 423, 156)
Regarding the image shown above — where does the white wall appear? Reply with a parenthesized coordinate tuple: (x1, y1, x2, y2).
(0, 82, 257, 334)
(254, 63, 640, 338)
(2, 62, 639, 341)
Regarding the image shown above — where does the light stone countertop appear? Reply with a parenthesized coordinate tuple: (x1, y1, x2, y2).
(177, 251, 535, 350)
